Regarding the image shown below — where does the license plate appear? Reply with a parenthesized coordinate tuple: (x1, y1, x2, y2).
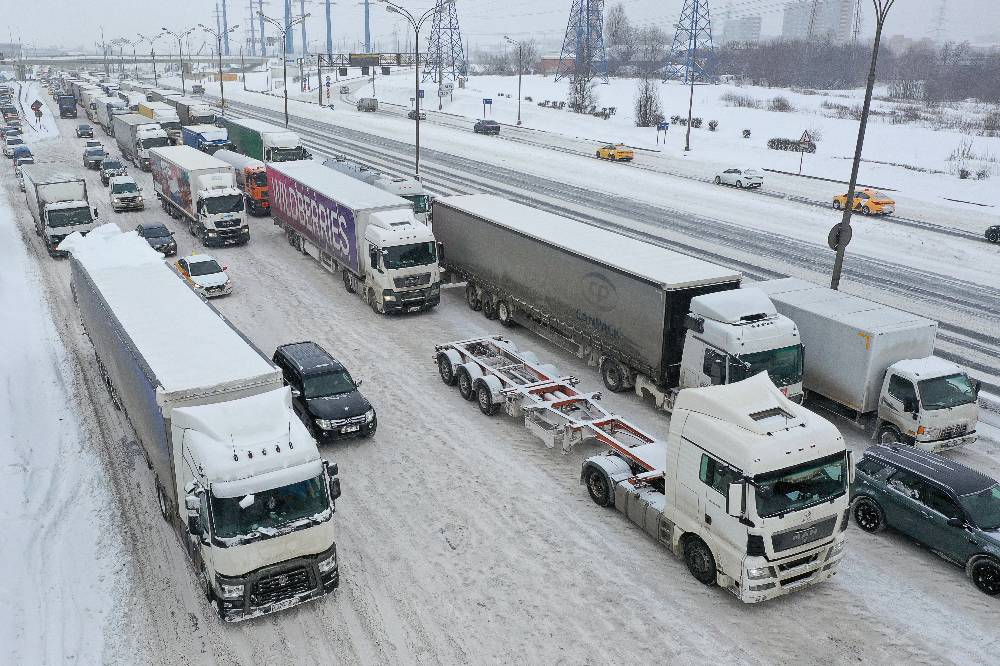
(225, 239, 238, 245)
(269, 597, 296, 613)
(341, 424, 360, 433)
(408, 306, 421, 312)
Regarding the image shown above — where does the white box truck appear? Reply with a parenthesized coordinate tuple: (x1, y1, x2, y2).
(435, 336, 851, 603)
(138, 101, 182, 144)
(62, 225, 341, 622)
(149, 146, 249, 247)
(113, 113, 170, 171)
(432, 194, 804, 409)
(95, 95, 127, 135)
(755, 278, 980, 452)
(268, 160, 440, 313)
(22, 165, 100, 257)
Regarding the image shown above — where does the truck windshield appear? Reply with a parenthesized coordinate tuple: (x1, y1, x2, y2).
(210, 474, 331, 540)
(270, 146, 307, 162)
(918, 373, 978, 410)
(140, 136, 170, 150)
(253, 171, 268, 187)
(160, 121, 181, 131)
(304, 370, 356, 398)
(959, 485, 1000, 531)
(384, 242, 436, 269)
(111, 182, 138, 194)
(192, 114, 216, 124)
(47, 207, 92, 228)
(404, 194, 430, 214)
(729, 344, 804, 387)
(753, 451, 847, 518)
(204, 194, 245, 215)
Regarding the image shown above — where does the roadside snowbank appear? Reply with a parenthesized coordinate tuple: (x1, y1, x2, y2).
(0, 182, 122, 662)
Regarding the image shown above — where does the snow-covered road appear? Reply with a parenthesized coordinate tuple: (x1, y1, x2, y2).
(3, 80, 1000, 664)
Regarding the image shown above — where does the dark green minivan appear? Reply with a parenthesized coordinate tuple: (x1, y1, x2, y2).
(851, 444, 1000, 596)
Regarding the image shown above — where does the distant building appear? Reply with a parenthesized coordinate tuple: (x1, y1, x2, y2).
(539, 55, 562, 76)
(722, 16, 763, 45)
(782, 1, 853, 41)
(0, 42, 22, 60)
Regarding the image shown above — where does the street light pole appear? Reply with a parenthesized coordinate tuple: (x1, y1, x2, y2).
(140, 34, 161, 85)
(162, 27, 195, 94)
(200, 22, 240, 112)
(378, 0, 442, 180)
(259, 10, 310, 127)
(505, 36, 523, 126)
(831, 0, 896, 290)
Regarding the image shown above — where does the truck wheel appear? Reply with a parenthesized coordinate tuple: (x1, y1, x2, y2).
(342, 270, 356, 294)
(497, 301, 516, 327)
(476, 383, 498, 416)
(585, 468, 612, 507)
(437, 353, 456, 385)
(465, 283, 481, 311)
(156, 481, 170, 522)
(481, 294, 498, 320)
(986, 228, 999, 243)
(369, 289, 385, 315)
(457, 367, 475, 401)
(601, 358, 626, 393)
(969, 557, 1000, 596)
(683, 536, 718, 585)
(876, 424, 902, 445)
(852, 497, 886, 533)
(714, 176, 721, 185)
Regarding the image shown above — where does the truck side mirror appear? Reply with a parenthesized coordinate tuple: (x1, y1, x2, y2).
(187, 515, 203, 536)
(185, 494, 200, 512)
(972, 379, 981, 396)
(947, 517, 965, 528)
(726, 482, 744, 518)
(290, 386, 301, 398)
(93, 207, 99, 218)
(328, 477, 342, 501)
(846, 450, 856, 484)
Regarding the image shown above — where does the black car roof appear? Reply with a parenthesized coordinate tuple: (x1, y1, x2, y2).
(865, 445, 996, 496)
(141, 224, 169, 234)
(276, 341, 344, 375)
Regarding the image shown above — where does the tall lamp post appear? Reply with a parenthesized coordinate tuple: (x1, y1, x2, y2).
(138, 33, 162, 85)
(504, 35, 523, 126)
(376, 0, 442, 180)
(258, 10, 310, 127)
(830, 0, 896, 290)
(115, 38, 139, 80)
(161, 27, 195, 94)
(200, 22, 241, 112)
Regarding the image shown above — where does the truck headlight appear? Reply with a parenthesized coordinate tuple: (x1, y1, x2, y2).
(216, 578, 244, 599)
(241, 225, 249, 233)
(364, 408, 375, 423)
(747, 567, 771, 580)
(383, 294, 396, 302)
(207, 231, 218, 237)
(828, 541, 844, 559)
(318, 551, 337, 574)
(430, 283, 440, 294)
(315, 418, 335, 430)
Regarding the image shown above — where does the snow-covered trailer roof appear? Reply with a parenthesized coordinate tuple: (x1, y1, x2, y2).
(269, 159, 412, 213)
(434, 194, 740, 290)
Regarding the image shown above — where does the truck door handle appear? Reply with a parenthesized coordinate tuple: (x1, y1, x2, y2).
(704, 514, 712, 525)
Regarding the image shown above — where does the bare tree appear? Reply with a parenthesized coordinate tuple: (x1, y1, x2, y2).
(635, 26, 668, 79)
(605, 2, 636, 76)
(568, 75, 599, 113)
(634, 78, 663, 127)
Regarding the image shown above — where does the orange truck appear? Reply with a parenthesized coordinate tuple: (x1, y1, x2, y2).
(213, 149, 270, 216)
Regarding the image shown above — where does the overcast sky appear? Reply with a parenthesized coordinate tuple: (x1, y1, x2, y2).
(7, 0, 1000, 54)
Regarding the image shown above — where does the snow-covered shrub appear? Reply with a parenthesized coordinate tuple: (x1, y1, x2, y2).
(767, 137, 816, 153)
(720, 91, 761, 108)
(690, 117, 703, 128)
(708, 120, 718, 131)
(767, 96, 794, 112)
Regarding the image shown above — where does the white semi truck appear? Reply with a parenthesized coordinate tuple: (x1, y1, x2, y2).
(431, 194, 804, 409)
(435, 336, 851, 602)
(755, 277, 980, 452)
(268, 160, 440, 313)
(22, 165, 100, 257)
(95, 95, 127, 135)
(149, 146, 249, 247)
(62, 225, 341, 622)
(113, 113, 170, 171)
(138, 101, 182, 144)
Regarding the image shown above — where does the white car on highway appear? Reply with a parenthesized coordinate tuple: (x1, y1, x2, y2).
(714, 167, 764, 189)
(174, 254, 233, 298)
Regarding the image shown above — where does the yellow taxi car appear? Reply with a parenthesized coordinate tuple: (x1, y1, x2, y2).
(595, 143, 634, 162)
(832, 188, 896, 215)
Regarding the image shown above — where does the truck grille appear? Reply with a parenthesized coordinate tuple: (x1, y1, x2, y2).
(250, 566, 313, 606)
(394, 273, 431, 288)
(939, 423, 968, 439)
(399, 287, 432, 304)
(216, 218, 242, 229)
(771, 516, 837, 553)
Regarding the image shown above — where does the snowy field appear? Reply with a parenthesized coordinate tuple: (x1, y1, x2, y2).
(3, 78, 1000, 664)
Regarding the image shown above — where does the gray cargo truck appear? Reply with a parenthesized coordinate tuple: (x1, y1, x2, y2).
(755, 277, 980, 452)
(432, 194, 805, 409)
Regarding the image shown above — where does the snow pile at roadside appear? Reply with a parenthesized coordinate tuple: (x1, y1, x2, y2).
(16, 81, 60, 140)
(0, 193, 122, 662)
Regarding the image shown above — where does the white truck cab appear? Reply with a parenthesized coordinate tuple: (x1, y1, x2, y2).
(583, 373, 850, 602)
(362, 209, 441, 313)
(876, 357, 980, 451)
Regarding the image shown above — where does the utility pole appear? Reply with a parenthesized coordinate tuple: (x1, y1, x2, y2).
(300, 0, 308, 55)
(223, 0, 232, 55)
(325, 0, 334, 55)
(201, 21, 241, 112)
(505, 35, 523, 125)
(831, 0, 896, 290)
(364, 0, 372, 53)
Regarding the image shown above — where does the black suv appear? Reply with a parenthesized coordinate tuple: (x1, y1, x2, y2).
(135, 223, 177, 256)
(76, 123, 94, 138)
(474, 119, 500, 135)
(99, 157, 127, 185)
(852, 445, 1000, 596)
(273, 342, 376, 440)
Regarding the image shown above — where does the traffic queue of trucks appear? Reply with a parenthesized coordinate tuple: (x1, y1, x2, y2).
(31, 72, 989, 616)
(137, 101, 182, 144)
(181, 124, 231, 154)
(95, 95, 127, 135)
(62, 226, 341, 621)
(113, 113, 170, 171)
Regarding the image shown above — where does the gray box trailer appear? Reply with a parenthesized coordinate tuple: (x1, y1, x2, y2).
(432, 194, 741, 387)
(755, 277, 937, 414)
